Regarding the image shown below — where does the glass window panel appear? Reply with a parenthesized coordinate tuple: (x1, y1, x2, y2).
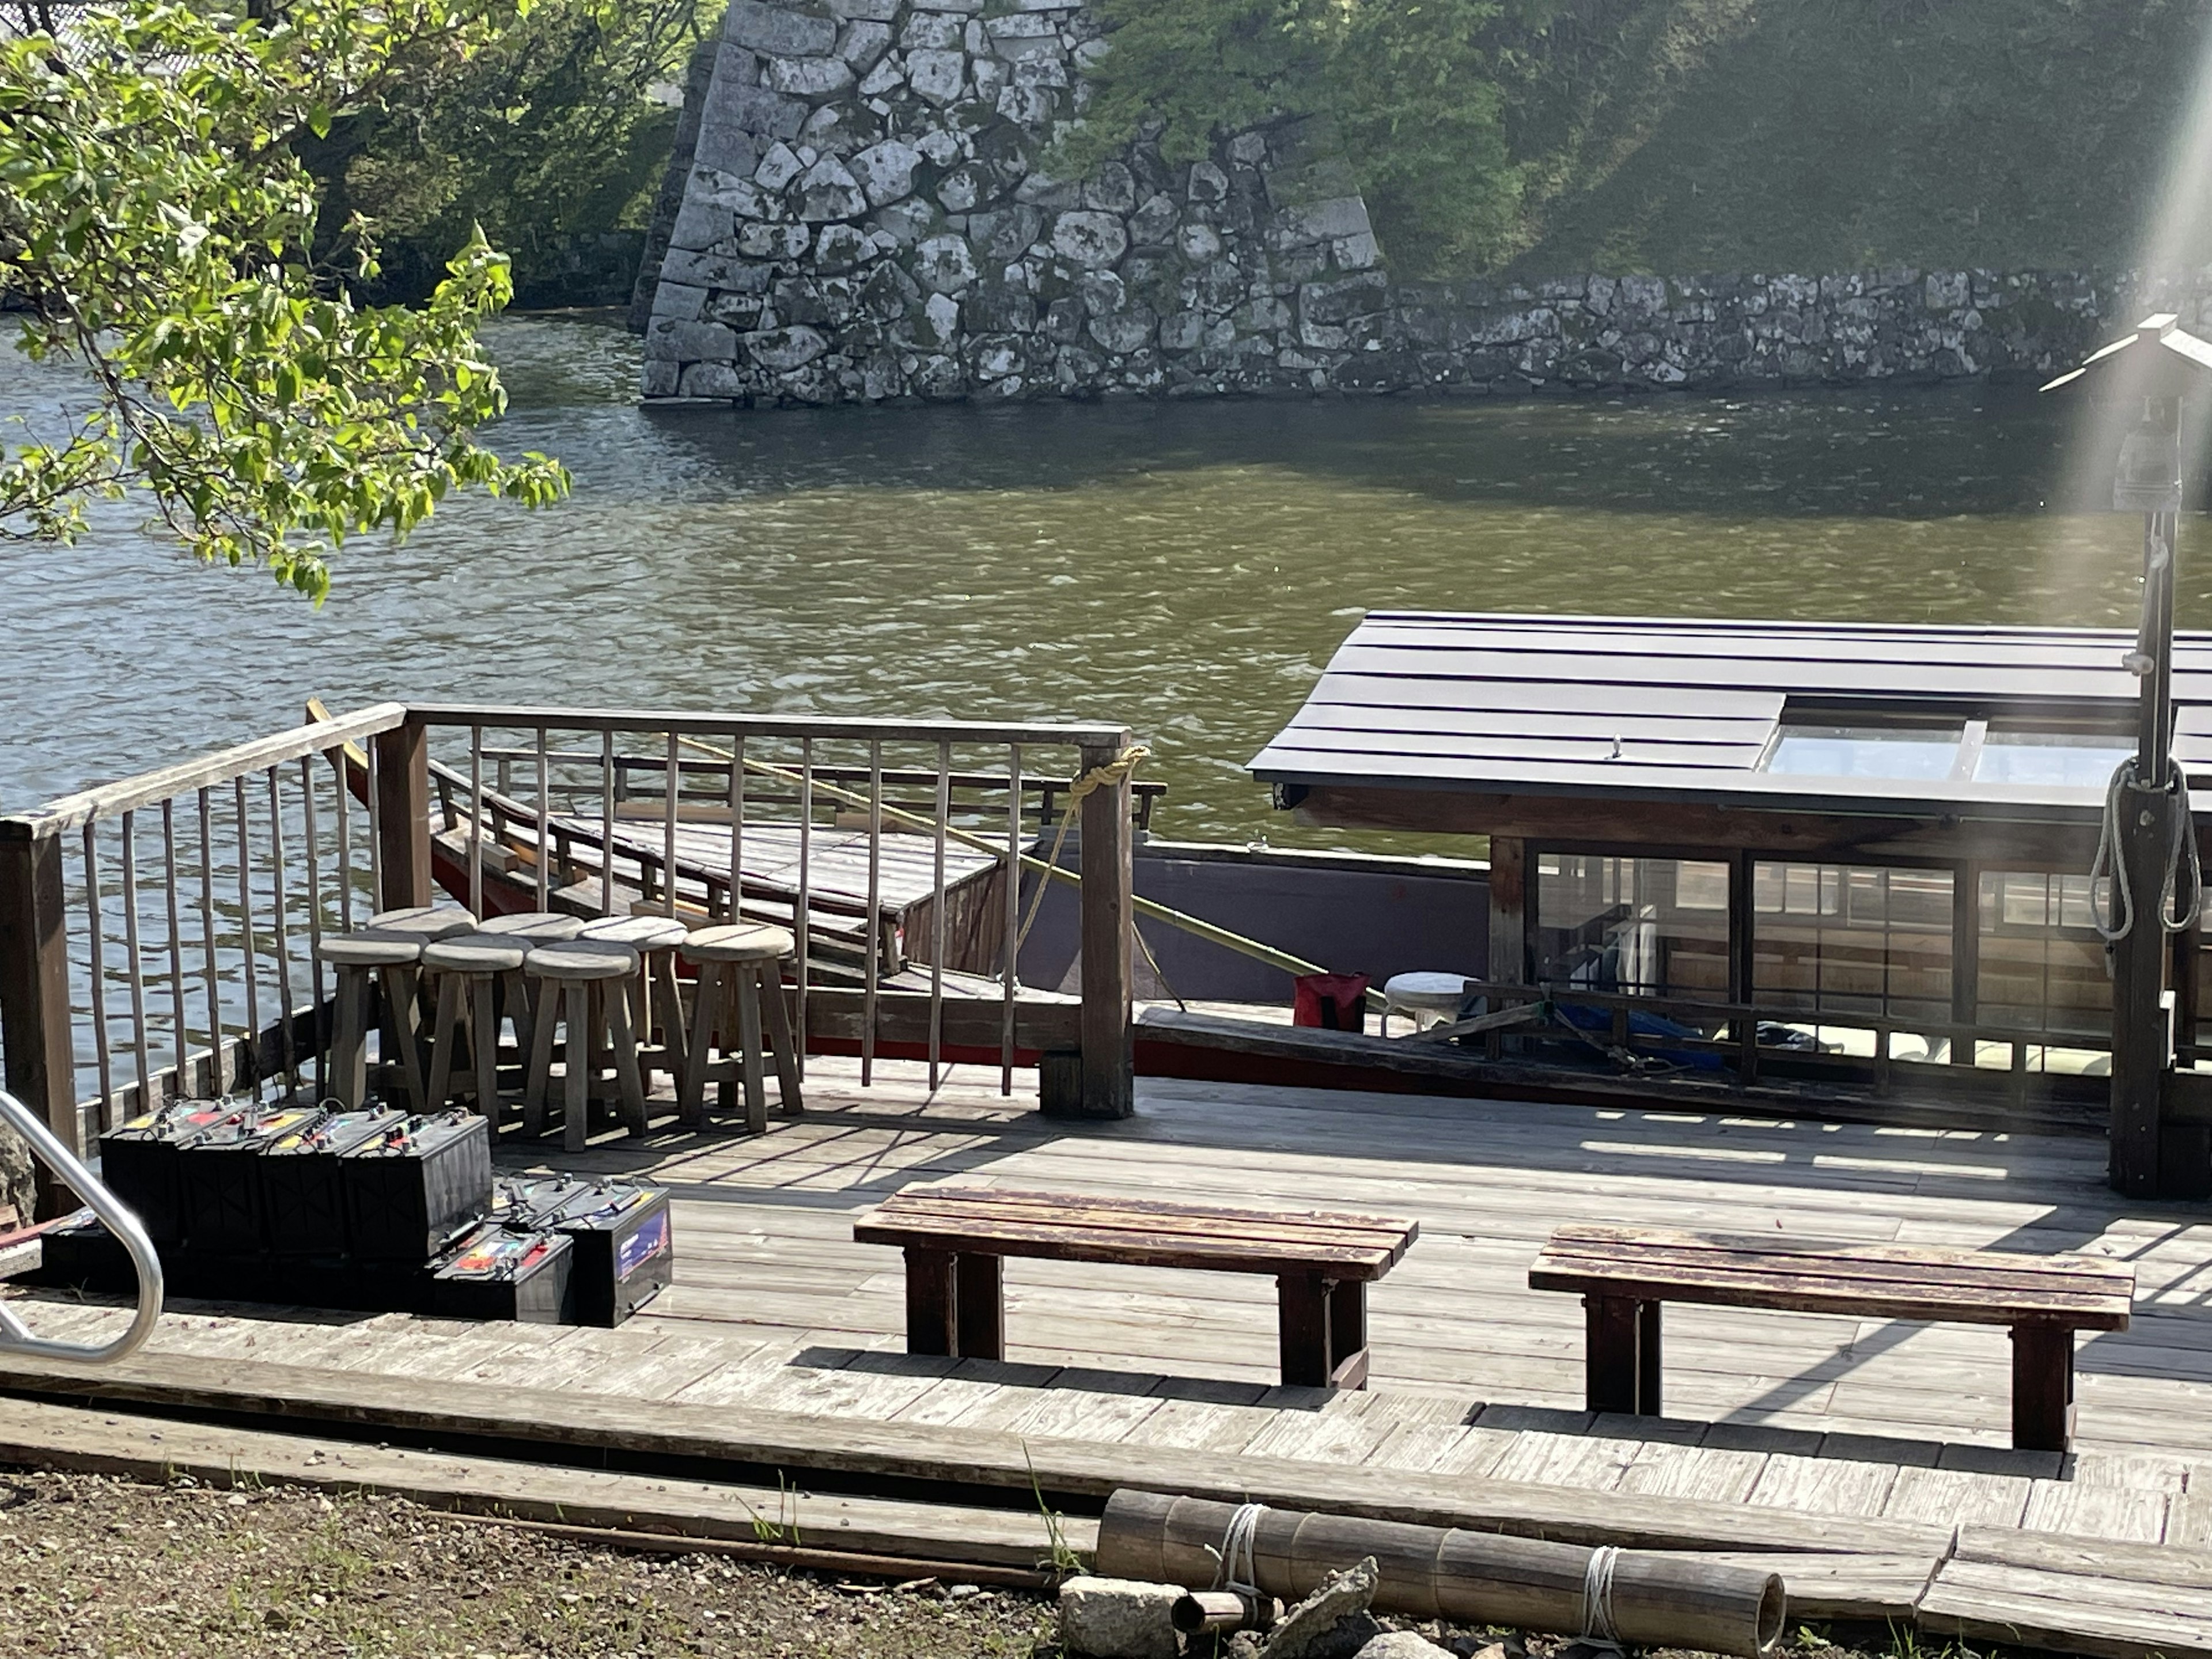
(1980, 871, 2111, 1041)
(1753, 861, 1953, 1030)
(1974, 732, 2134, 789)
(1766, 726, 1961, 781)
(1535, 856, 1732, 1001)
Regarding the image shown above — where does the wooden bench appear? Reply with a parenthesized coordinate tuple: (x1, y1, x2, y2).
(1529, 1225, 2135, 1452)
(854, 1185, 1419, 1389)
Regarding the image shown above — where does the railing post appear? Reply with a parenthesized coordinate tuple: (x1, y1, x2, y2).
(373, 717, 432, 914)
(1073, 738, 1133, 1120)
(0, 825, 80, 1215)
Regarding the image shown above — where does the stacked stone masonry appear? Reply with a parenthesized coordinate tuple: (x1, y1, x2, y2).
(639, 0, 2134, 403)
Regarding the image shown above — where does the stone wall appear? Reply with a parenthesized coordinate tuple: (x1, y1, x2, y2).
(635, 0, 2136, 402)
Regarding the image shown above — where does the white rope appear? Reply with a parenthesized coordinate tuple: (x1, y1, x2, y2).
(2089, 756, 2203, 945)
(1580, 1543, 1624, 1651)
(1209, 1501, 1266, 1600)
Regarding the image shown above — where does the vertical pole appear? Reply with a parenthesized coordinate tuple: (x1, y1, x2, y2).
(119, 809, 151, 1112)
(267, 767, 297, 1092)
(300, 756, 327, 1103)
(1487, 837, 1529, 986)
(373, 718, 431, 915)
(198, 787, 224, 1094)
(0, 827, 82, 1211)
(233, 778, 261, 1094)
(469, 725, 485, 922)
(662, 732, 679, 920)
(1076, 738, 1133, 1120)
(796, 737, 812, 1080)
(82, 824, 113, 1128)
(729, 734, 745, 927)
(1002, 744, 1021, 1097)
(600, 730, 615, 916)
(862, 740, 881, 1088)
(1952, 861, 1980, 1068)
(161, 800, 188, 1093)
(929, 740, 949, 1092)
(2113, 501, 2188, 1195)
(534, 725, 552, 913)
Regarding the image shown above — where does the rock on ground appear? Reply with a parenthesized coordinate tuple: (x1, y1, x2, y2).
(1058, 1574, 1181, 1659)
(1264, 1555, 1381, 1659)
(1356, 1634, 1457, 1659)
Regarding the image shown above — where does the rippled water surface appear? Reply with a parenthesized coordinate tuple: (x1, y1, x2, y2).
(1, 310, 2179, 843)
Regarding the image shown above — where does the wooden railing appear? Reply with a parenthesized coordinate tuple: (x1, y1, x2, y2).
(0, 702, 1139, 1208)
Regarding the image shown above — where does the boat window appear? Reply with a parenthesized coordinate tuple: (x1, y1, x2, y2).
(1752, 862, 1953, 1055)
(1764, 724, 1963, 781)
(1979, 872, 2111, 1054)
(1972, 730, 2134, 789)
(1534, 855, 1731, 1001)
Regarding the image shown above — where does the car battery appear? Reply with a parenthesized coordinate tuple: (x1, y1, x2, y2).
(487, 1175, 594, 1229)
(174, 1104, 325, 1255)
(429, 1226, 573, 1323)
(533, 1181, 673, 1328)
(339, 1110, 491, 1261)
(33, 1209, 133, 1293)
(262, 1108, 408, 1257)
(98, 1101, 244, 1247)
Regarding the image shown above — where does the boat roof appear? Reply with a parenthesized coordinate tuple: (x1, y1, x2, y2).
(1248, 612, 2212, 820)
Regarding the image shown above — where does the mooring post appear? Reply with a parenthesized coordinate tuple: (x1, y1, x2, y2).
(0, 824, 82, 1215)
(373, 717, 433, 915)
(1075, 736, 1134, 1120)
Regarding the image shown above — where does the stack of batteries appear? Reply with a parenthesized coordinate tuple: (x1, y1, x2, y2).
(40, 1100, 673, 1327)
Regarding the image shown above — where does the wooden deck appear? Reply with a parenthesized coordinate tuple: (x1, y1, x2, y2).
(20, 1061, 2212, 1558)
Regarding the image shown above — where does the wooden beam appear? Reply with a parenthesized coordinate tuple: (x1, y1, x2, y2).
(373, 719, 432, 915)
(1295, 786, 2108, 869)
(1074, 740, 1134, 1120)
(1486, 838, 1528, 985)
(1952, 861, 1980, 1067)
(0, 827, 78, 1214)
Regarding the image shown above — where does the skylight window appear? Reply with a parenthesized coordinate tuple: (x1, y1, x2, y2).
(1765, 725, 1963, 781)
(1760, 709, 2136, 787)
(1972, 730, 2135, 789)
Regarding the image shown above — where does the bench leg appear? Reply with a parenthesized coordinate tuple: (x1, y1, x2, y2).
(1280, 1272, 1366, 1389)
(904, 1248, 956, 1358)
(956, 1253, 1005, 1361)
(1328, 1279, 1370, 1391)
(2012, 1323, 2076, 1452)
(1638, 1298, 1664, 1416)
(1586, 1294, 1658, 1415)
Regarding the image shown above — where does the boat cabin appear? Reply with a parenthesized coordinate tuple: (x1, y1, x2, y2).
(1249, 613, 2212, 1116)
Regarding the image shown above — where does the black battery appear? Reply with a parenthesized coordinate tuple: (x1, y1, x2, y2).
(487, 1175, 594, 1229)
(262, 1108, 408, 1257)
(175, 1105, 325, 1256)
(430, 1226, 573, 1323)
(535, 1181, 673, 1328)
(98, 1102, 245, 1247)
(340, 1111, 491, 1261)
(32, 1209, 133, 1293)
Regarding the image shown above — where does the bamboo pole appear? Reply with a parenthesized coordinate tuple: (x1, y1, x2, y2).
(669, 735, 1388, 1012)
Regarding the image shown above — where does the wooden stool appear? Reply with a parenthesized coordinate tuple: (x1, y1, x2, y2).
(679, 923, 803, 1135)
(323, 931, 428, 1111)
(522, 940, 647, 1152)
(578, 914, 691, 1093)
(366, 904, 476, 941)
(420, 933, 529, 1124)
(476, 912, 585, 1059)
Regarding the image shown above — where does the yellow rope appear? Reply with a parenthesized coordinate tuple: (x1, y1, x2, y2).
(1013, 743, 1150, 955)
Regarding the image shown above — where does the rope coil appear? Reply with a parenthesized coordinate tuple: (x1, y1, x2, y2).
(1580, 1543, 1624, 1651)
(2089, 756, 2203, 945)
(1210, 1500, 1266, 1600)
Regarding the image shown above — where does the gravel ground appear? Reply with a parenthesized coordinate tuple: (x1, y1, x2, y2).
(0, 1469, 1055, 1658)
(0, 1468, 1962, 1659)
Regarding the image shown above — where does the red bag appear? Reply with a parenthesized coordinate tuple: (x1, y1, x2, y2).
(1294, 972, 1370, 1033)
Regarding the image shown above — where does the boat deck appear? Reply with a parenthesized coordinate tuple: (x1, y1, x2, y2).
(18, 1062, 2212, 1562)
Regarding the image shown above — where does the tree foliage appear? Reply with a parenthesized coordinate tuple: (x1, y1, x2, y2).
(1072, 0, 1561, 278)
(0, 0, 571, 600)
(306, 0, 710, 304)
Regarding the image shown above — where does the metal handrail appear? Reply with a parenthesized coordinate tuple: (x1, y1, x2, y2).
(0, 1089, 162, 1363)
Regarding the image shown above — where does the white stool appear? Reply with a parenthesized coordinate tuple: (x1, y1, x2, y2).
(679, 923, 802, 1134)
(579, 914, 692, 1093)
(366, 904, 476, 941)
(523, 940, 647, 1151)
(420, 933, 530, 1122)
(1382, 972, 1471, 1035)
(323, 931, 428, 1111)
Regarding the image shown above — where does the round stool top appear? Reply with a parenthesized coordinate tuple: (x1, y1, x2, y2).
(322, 930, 425, 967)
(477, 911, 588, 942)
(421, 933, 531, 974)
(365, 904, 476, 941)
(682, 922, 796, 964)
(579, 914, 690, 950)
(525, 940, 640, 982)
(1382, 971, 1471, 1011)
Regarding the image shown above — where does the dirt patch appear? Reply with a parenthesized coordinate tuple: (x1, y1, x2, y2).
(0, 1469, 1055, 1658)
